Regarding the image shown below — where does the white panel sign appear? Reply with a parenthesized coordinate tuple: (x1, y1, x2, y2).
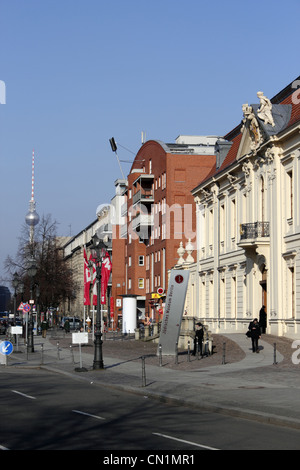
(11, 326, 23, 335)
(158, 269, 190, 355)
(72, 332, 89, 344)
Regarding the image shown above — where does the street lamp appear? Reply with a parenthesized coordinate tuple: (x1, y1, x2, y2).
(12, 272, 19, 324)
(89, 233, 107, 370)
(27, 259, 37, 353)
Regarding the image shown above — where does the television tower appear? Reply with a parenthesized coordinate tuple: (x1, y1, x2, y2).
(25, 149, 40, 247)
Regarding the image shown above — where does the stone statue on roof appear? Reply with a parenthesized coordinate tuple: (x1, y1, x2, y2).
(257, 91, 275, 127)
(242, 103, 263, 150)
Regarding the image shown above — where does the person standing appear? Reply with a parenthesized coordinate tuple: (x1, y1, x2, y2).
(259, 305, 267, 334)
(192, 322, 204, 356)
(41, 319, 49, 338)
(248, 318, 261, 353)
(64, 318, 70, 334)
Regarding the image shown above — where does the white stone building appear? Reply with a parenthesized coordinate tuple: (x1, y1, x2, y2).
(187, 77, 300, 338)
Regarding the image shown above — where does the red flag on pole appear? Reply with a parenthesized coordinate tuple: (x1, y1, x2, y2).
(83, 249, 91, 305)
(101, 252, 112, 305)
(90, 254, 97, 306)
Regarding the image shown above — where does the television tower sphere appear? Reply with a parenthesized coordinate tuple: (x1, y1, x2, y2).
(25, 207, 40, 227)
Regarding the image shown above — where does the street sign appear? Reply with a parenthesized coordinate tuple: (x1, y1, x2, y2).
(0, 341, 13, 356)
(17, 302, 24, 311)
(157, 287, 164, 295)
(23, 303, 31, 313)
(72, 332, 89, 345)
(11, 326, 23, 335)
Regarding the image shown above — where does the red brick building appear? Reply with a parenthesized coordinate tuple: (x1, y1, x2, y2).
(112, 136, 218, 324)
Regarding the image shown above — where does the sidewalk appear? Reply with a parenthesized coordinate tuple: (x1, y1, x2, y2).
(5, 330, 300, 430)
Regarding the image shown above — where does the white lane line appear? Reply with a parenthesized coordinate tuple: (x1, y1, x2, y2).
(0, 445, 9, 450)
(72, 410, 105, 420)
(12, 390, 36, 400)
(153, 432, 220, 451)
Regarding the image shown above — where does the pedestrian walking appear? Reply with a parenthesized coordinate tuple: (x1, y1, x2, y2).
(259, 305, 267, 334)
(64, 318, 70, 333)
(192, 322, 204, 356)
(248, 318, 261, 353)
(41, 319, 49, 338)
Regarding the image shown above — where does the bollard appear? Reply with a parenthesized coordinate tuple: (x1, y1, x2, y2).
(273, 342, 277, 365)
(187, 340, 190, 362)
(222, 342, 226, 364)
(57, 341, 60, 360)
(70, 344, 74, 364)
(141, 356, 146, 387)
(175, 342, 178, 364)
(158, 344, 162, 367)
(40, 344, 44, 365)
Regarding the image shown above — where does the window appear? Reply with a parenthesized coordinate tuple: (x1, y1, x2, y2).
(288, 171, 293, 220)
(220, 203, 225, 248)
(231, 199, 236, 240)
(138, 278, 144, 289)
(128, 256, 131, 267)
(138, 255, 144, 266)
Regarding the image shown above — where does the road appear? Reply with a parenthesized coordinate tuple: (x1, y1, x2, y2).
(1, 367, 300, 454)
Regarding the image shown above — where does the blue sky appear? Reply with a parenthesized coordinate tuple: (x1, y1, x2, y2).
(0, 0, 299, 288)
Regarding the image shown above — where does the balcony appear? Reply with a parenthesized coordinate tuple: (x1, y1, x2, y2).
(121, 201, 127, 217)
(132, 189, 154, 206)
(240, 222, 270, 239)
(131, 212, 153, 240)
(238, 222, 270, 250)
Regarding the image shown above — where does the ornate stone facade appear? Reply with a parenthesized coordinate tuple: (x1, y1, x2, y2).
(187, 78, 300, 338)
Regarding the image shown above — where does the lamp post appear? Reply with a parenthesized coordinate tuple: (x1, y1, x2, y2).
(36, 284, 40, 327)
(89, 233, 107, 370)
(12, 272, 19, 324)
(27, 259, 37, 353)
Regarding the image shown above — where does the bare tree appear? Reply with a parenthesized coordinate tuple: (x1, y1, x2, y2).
(4, 214, 75, 313)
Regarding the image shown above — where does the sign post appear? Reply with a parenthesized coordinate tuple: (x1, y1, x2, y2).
(72, 332, 89, 371)
(158, 269, 190, 356)
(0, 341, 13, 365)
(11, 326, 23, 352)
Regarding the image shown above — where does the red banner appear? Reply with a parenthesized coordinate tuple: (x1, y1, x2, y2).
(110, 296, 114, 318)
(101, 252, 112, 304)
(83, 249, 91, 305)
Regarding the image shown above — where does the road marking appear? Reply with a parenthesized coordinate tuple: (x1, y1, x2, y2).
(153, 432, 220, 450)
(0, 445, 9, 450)
(12, 390, 36, 400)
(72, 410, 105, 420)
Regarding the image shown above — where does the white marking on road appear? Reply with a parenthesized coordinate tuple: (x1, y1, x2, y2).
(153, 432, 220, 450)
(12, 390, 36, 400)
(0, 445, 9, 450)
(72, 410, 105, 420)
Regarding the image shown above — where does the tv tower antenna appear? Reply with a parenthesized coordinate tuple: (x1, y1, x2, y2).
(25, 149, 40, 247)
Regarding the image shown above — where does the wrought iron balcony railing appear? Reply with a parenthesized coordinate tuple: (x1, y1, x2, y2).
(240, 222, 270, 240)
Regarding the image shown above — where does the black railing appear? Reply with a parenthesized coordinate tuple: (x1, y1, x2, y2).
(240, 222, 270, 240)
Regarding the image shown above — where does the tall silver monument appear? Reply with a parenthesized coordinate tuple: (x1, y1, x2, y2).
(25, 149, 40, 246)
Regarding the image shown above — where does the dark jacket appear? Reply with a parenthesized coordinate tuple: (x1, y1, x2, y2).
(248, 321, 261, 338)
(195, 326, 204, 343)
